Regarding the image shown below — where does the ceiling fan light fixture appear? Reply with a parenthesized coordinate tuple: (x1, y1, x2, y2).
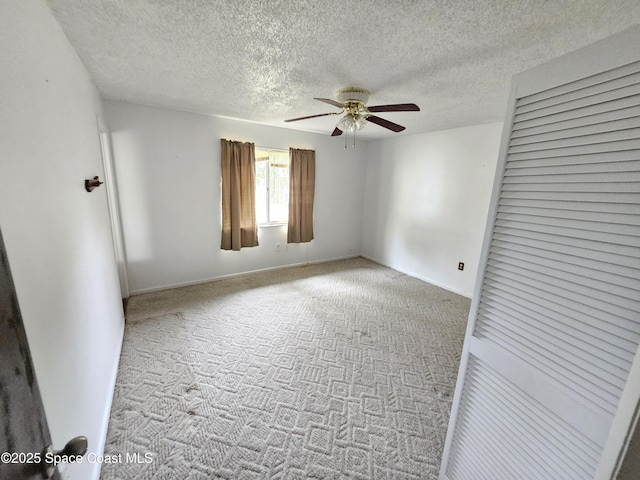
(337, 113, 367, 132)
(336, 115, 351, 132)
(354, 114, 367, 130)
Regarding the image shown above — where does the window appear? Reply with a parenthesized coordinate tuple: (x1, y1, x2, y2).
(255, 148, 289, 225)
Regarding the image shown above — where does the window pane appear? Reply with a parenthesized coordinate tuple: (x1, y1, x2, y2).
(255, 156, 268, 225)
(269, 151, 289, 223)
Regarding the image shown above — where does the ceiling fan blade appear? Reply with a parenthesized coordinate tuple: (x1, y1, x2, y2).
(366, 115, 406, 132)
(314, 97, 345, 108)
(331, 127, 343, 137)
(367, 103, 420, 112)
(285, 112, 336, 122)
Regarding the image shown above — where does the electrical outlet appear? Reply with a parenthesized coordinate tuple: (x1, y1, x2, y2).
(458, 262, 464, 271)
(276, 243, 281, 251)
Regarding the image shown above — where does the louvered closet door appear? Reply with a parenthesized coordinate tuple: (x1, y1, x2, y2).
(441, 28, 640, 480)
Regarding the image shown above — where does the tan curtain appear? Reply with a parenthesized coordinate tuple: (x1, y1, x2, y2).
(287, 148, 315, 243)
(220, 139, 259, 251)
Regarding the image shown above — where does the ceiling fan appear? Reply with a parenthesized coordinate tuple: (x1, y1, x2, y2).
(284, 87, 420, 141)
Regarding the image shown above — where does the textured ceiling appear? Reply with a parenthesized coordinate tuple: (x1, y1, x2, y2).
(46, 0, 640, 139)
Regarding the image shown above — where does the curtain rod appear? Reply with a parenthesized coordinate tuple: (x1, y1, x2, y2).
(225, 142, 314, 152)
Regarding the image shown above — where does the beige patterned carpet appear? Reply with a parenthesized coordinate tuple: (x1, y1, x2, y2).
(101, 257, 469, 479)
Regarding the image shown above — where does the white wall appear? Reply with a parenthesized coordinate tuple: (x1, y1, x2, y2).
(104, 101, 367, 294)
(0, 2, 124, 479)
(361, 123, 503, 297)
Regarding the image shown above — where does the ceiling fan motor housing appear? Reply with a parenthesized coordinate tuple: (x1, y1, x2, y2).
(336, 87, 370, 110)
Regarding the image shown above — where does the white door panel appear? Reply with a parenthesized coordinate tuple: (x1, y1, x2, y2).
(441, 26, 640, 480)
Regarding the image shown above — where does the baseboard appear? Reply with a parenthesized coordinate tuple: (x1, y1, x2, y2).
(91, 315, 125, 480)
(129, 254, 361, 295)
(360, 254, 472, 299)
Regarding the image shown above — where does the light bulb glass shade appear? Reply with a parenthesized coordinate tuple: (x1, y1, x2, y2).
(354, 114, 367, 130)
(337, 114, 355, 132)
(337, 113, 367, 132)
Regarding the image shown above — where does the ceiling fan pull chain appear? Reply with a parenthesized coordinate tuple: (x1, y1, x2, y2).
(353, 128, 356, 148)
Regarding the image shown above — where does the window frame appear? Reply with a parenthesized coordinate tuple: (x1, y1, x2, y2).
(255, 147, 289, 227)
